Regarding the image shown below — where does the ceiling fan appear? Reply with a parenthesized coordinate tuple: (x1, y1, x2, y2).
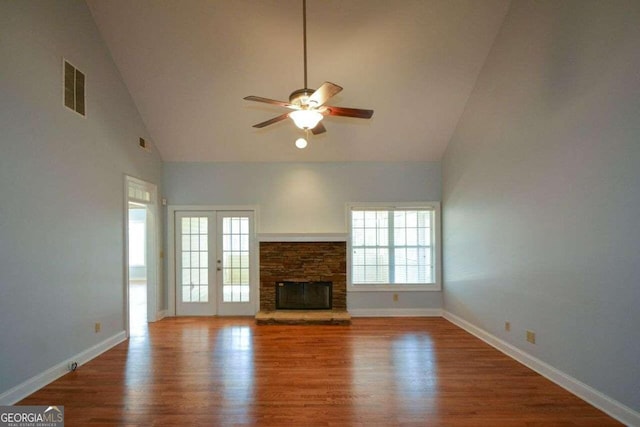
(243, 0, 374, 142)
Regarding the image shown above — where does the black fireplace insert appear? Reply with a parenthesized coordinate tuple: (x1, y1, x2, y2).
(275, 281, 332, 310)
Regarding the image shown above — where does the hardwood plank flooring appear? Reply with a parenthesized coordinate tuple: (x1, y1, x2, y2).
(20, 317, 620, 426)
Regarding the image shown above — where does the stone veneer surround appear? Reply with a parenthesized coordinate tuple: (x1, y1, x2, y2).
(259, 241, 346, 311)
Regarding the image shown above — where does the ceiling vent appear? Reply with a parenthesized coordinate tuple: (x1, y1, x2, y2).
(63, 59, 85, 116)
(139, 137, 151, 152)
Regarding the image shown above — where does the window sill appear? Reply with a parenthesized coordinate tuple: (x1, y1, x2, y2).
(348, 284, 441, 292)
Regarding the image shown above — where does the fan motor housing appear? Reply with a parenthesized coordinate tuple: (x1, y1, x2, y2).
(289, 88, 315, 106)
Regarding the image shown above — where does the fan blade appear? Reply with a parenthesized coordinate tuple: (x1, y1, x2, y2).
(326, 106, 374, 119)
(244, 96, 297, 109)
(252, 113, 290, 128)
(308, 82, 343, 107)
(311, 122, 326, 135)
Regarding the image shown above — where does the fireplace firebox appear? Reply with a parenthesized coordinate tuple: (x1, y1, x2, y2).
(275, 281, 332, 310)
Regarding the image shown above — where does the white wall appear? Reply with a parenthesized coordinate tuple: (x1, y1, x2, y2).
(0, 0, 162, 397)
(163, 162, 443, 311)
(442, 0, 640, 416)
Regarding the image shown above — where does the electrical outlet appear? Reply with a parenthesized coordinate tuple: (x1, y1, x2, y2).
(393, 293, 399, 302)
(505, 321, 511, 332)
(95, 322, 101, 333)
(526, 330, 536, 344)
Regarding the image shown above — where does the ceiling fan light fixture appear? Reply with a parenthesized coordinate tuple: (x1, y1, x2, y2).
(295, 137, 308, 149)
(289, 109, 323, 130)
(243, 0, 373, 138)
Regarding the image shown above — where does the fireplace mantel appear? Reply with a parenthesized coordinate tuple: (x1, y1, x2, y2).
(257, 233, 347, 242)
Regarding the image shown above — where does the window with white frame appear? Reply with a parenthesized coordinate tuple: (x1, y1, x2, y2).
(349, 204, 440, 290)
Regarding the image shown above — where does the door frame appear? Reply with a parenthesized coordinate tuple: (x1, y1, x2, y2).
(167, 205, 260, 316)
(123, 175, 160, 337)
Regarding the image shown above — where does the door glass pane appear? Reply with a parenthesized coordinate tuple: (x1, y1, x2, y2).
(221, 216, 250, 302)
(190, 286, 200, 301)
(199, 235, 208, 251)
(190, 218, 199, 234)
(190, 236, 199, 251)
(182, 287, 191, 302)
(179, 216, 209, 303)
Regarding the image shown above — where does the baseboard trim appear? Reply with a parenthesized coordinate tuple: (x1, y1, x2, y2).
(442, 311, 640, 426)
(0, 331, 127, 405)
(349, 308, 442, 317)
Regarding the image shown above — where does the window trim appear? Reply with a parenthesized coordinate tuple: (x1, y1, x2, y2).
(346, 202, 442, 292)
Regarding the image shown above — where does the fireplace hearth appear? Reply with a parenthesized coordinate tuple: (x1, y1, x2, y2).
(276, 281, 332, 310)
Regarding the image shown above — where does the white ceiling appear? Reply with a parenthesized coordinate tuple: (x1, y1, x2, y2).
(87, 0, 510, 162)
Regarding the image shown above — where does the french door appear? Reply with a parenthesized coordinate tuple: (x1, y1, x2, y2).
(175, 210, 255, 316)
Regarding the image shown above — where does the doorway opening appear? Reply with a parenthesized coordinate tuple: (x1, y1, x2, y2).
(128, 202, 148, 335)
(125, 176, 159, 338)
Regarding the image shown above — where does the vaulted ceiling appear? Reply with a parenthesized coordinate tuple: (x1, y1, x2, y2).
(87, 0, 510, 162)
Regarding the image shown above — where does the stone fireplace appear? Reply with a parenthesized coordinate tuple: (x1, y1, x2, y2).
(257, 240, 349, 324)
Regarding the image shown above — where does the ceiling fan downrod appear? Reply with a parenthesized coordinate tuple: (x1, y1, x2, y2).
(302, 0, 308, 89)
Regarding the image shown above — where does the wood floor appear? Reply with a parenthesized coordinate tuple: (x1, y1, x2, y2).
(20, 317, 620, 426)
